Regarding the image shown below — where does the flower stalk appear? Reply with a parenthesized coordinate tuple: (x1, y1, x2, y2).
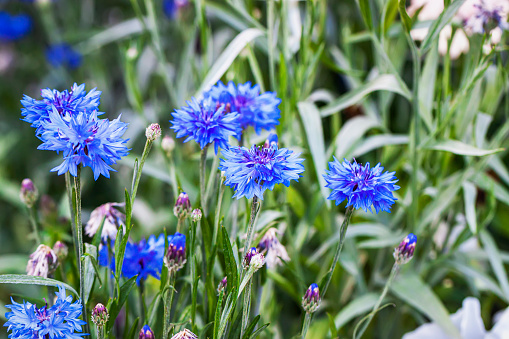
(242, 196, 260, 262)
(163, 273, 176, 339)
(200, 145, 209, 216)
(301, 311, 312, 339)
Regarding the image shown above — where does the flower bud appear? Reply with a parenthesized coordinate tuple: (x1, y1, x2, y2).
(145, 123, 161, 142)
(53, 241, 68, 261)
(171, 328, 198, 339)
(243, 247, 264, 271)
(174, 192, 191, 219)
(20, 178, 38, 208)
(164, 232, 187, 273)
(263, 133, 279, 149)
(217, 276, 227, 294)
(139, 325, 155, 339)
(91, 303, 109, 327)
(26, 244, 58, 278)
(190, 208, 202, 222)
(393, 233, 417, 265)
(161, 135, 175, 156)
(302, 283, 321, 313)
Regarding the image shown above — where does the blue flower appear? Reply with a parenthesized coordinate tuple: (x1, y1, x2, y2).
(46, 43, 82, 69)
(170, 97, 241, 153)
(465, 2, 509, 34)
(21, 83, 101, 134)
(163, 0, 189, 19)
(219, 139, 305, 200)
(324, 158, 399, 213)
(4, 285, 87, 339)
(204, 81, 281, 136)
(38, 109, 129, 180)
(164, 232, 186, 273)
(0, 11, 31, 41)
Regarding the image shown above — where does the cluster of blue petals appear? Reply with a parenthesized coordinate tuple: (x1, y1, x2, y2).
(204, 81, 281, 135)
(219, 141, 305, 200)
(46, 43, 83, 69)
(163, 0, 188, 19)
(4, 285, 87, 339)
(21, 83, 129, 180)
(0, 11, 31, 41)
(170, 97, 241, 154)
(324, 157, 399, 213)
(99, 233, 185, 285)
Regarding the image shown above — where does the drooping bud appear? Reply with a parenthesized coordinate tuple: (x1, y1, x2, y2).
(263, 133, 279, 149)
(145, 123, 162, 142)
(164, 232, 187, 273)
(243, 247, 258, 270)
(302, 283, 321, 313)
(91, 303, 109, 327)
(243, 247, 264, 271)
(20, 178, 38, 208)
(161, 135, 175, 156)
(190, 208, 202, 222)
(26, 244, 58, 278)
(171, 328, 198, 339)
(174, 192, 192, 219)
(393, 233, 417, 265)
(217, 276, 227, 294)
(139, 324, 155, 339)
(53, 241, 68, 261)
(85, 202, 126, 242)
(258, 228, 290, 268)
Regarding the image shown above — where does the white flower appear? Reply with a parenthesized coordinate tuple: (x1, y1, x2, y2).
(258, 228, 290, 269)
(85, 202, 126, 241)
(26, 244, 58, 278)
(403, 297, 509, 339)
(171, 329, 198, 339)
(250, 253, 265, 271)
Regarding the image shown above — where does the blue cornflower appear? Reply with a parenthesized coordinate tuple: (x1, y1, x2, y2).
(204, 81, 281, 136)
(99, 234, 169, 284)
(46, 43, 82, 69)
(219, 139, 305, 200)
(324, 158, 399, 213)
(170, 97, 241, 153)
(0, 11, 31, 41)
(38, 109, 129, 180)
(4, 285, 87, 338)
(163, 0, 189, 19)
(465, 2, 509, 34)
(21, 83, 101, 134)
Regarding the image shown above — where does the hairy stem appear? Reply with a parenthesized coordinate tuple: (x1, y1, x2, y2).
(163, 274, 176, 339)
(27, 206, 41, 245)
(74, 166, 88, 332)
(242, 196, 260, 260)
(200, 146, 209, 215)
(241, 278, 253, 338)
(301, 312, 312, 339)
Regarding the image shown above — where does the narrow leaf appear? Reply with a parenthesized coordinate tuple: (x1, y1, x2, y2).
(424, 139, 504, 156)
(0, 274, 78, 296)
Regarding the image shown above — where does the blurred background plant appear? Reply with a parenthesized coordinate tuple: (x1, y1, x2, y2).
(1, 0, 509, 338)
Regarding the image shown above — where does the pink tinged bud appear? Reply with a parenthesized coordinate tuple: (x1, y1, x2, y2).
(302, 283, 321, 313)
(174, 192, 192, 219)
(243, 247, 265, 271)
(393, 233, 417, 265)
(145, 123, 162, 141)
(217, 276, 227, 294)
(26, 244, 58, 278)
(85, 202, 126, 241)
(91, 303, 109, 327)
(171, 328, 198, 339)
(53, 241, 68, 260)
(20, 178, 38, 208)
(161, 135, 175, 155)
(191, 208, 202, 222)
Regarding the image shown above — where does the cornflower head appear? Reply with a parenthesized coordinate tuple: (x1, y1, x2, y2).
(164, 232, 187, 274)
(394, 233, 417, 265)
(145, 123, 161, 142)
(324, 157, 399, 213)
(4, 285, 87, 338)
(85, 202, 126, 242)
(257, 228, 290, 269)
(302, 283, 321, 313)
(174, 192, 192, 219)
(46, 43, 82, 69)
(243, 247, 265, 271)
(204, 81, 281, 136)
(0, 11, 31, 41)
(38, 109, 130, 180)
(139, 325, 155, 339)
(91, 303, 108, 327)
(26, 244, 58, 278)
(219, 137, 305, 200)
(464, 0, 509, 34)
(170, 97, 241, 154)
(20, 178, 38, 208)
(171, 328, 198, 339)
(21, 83, 100, 134)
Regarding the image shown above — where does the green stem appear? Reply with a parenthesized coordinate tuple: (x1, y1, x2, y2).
(212, 176, 226, 246)
(301, 312, 312, 339)
(267, 0, 276, 90)
(176, 217, 185, 233)
(27, 206, 41, 245)
(200, 146, 209, 216)
(354, 263, 400, 338)
(241, 278, 253, 338)
(74, 166, 88, 332)
(96, 325, 105, 339)
(321, 205, 354, 296)
(132, 138, 153, 202)
(139, 280, 146, 325)
(242, 196, 260, 261)
(163, 274, 176, 339)
(65, 173, 78, 263)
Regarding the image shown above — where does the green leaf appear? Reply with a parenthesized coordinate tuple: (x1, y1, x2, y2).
(221, 226, 239, 294)
(327, 313, 338, 338)
(420, 0, 466, 53)
(391, 273, 461, 338)
(196, 28, 265, 97)
(241, 315, 260, 339)
(424, 139, 504, 156)
(297, 101, 329, 206)
(248, 323, 269, 338)
(0, 274, 78, 296)
(0, 255, 29, 274)
(418, 43, 438, 131)
(351, 134, 409, 157)
(214, 289, 225, 339)
(126, 317, 140, 339)
(357, 0, 373, 29)
(332, 116, 380, 160)
(107, 276, 138, 333)
(83, 243, 99, 304)
(320, 74, 412, 117)
(462, 181, 478, 234)
(473, 172, 509, 206)
(479, 230, 509, 301)
(334, 293, 378, 330)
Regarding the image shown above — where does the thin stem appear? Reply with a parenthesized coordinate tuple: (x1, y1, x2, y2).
(176, 217, 185, 233)
(321, 205, 354, 297)
(65, 173, 78, 262)
(200, 146, 209, 216)
(74, 166, 88, 332)
(301, 312, 312, 339)
(132, 138, 153, 202)
(242, 196, 260, 261)
(241, 278, 253, 337)
(267, 0, 276, 90)
(96, 326, 105, 339)
(27, 206, 41, 245)
(163, 273, 176, 339)
(355, 263, 400, 338)
(212, 176, 226, 246)
(139, 280, 146, 325)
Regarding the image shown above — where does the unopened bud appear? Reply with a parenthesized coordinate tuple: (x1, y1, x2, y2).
(217, 276, 227, 294)
(161, 135, 175, 156)
(26, 244, 58, 278)
(20, 178, 38, 208)
(191, 208, 202, 222)
(302, 283, 321, 313)
(145, 123, 161, 142)
(164, 232, 187, 273)
(91, 303, 108, 327)
(393, 233, 417, 265)
(139, 325, 155, 339)
(243, 247, 264, 271)
(174, 192, 191, 219)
